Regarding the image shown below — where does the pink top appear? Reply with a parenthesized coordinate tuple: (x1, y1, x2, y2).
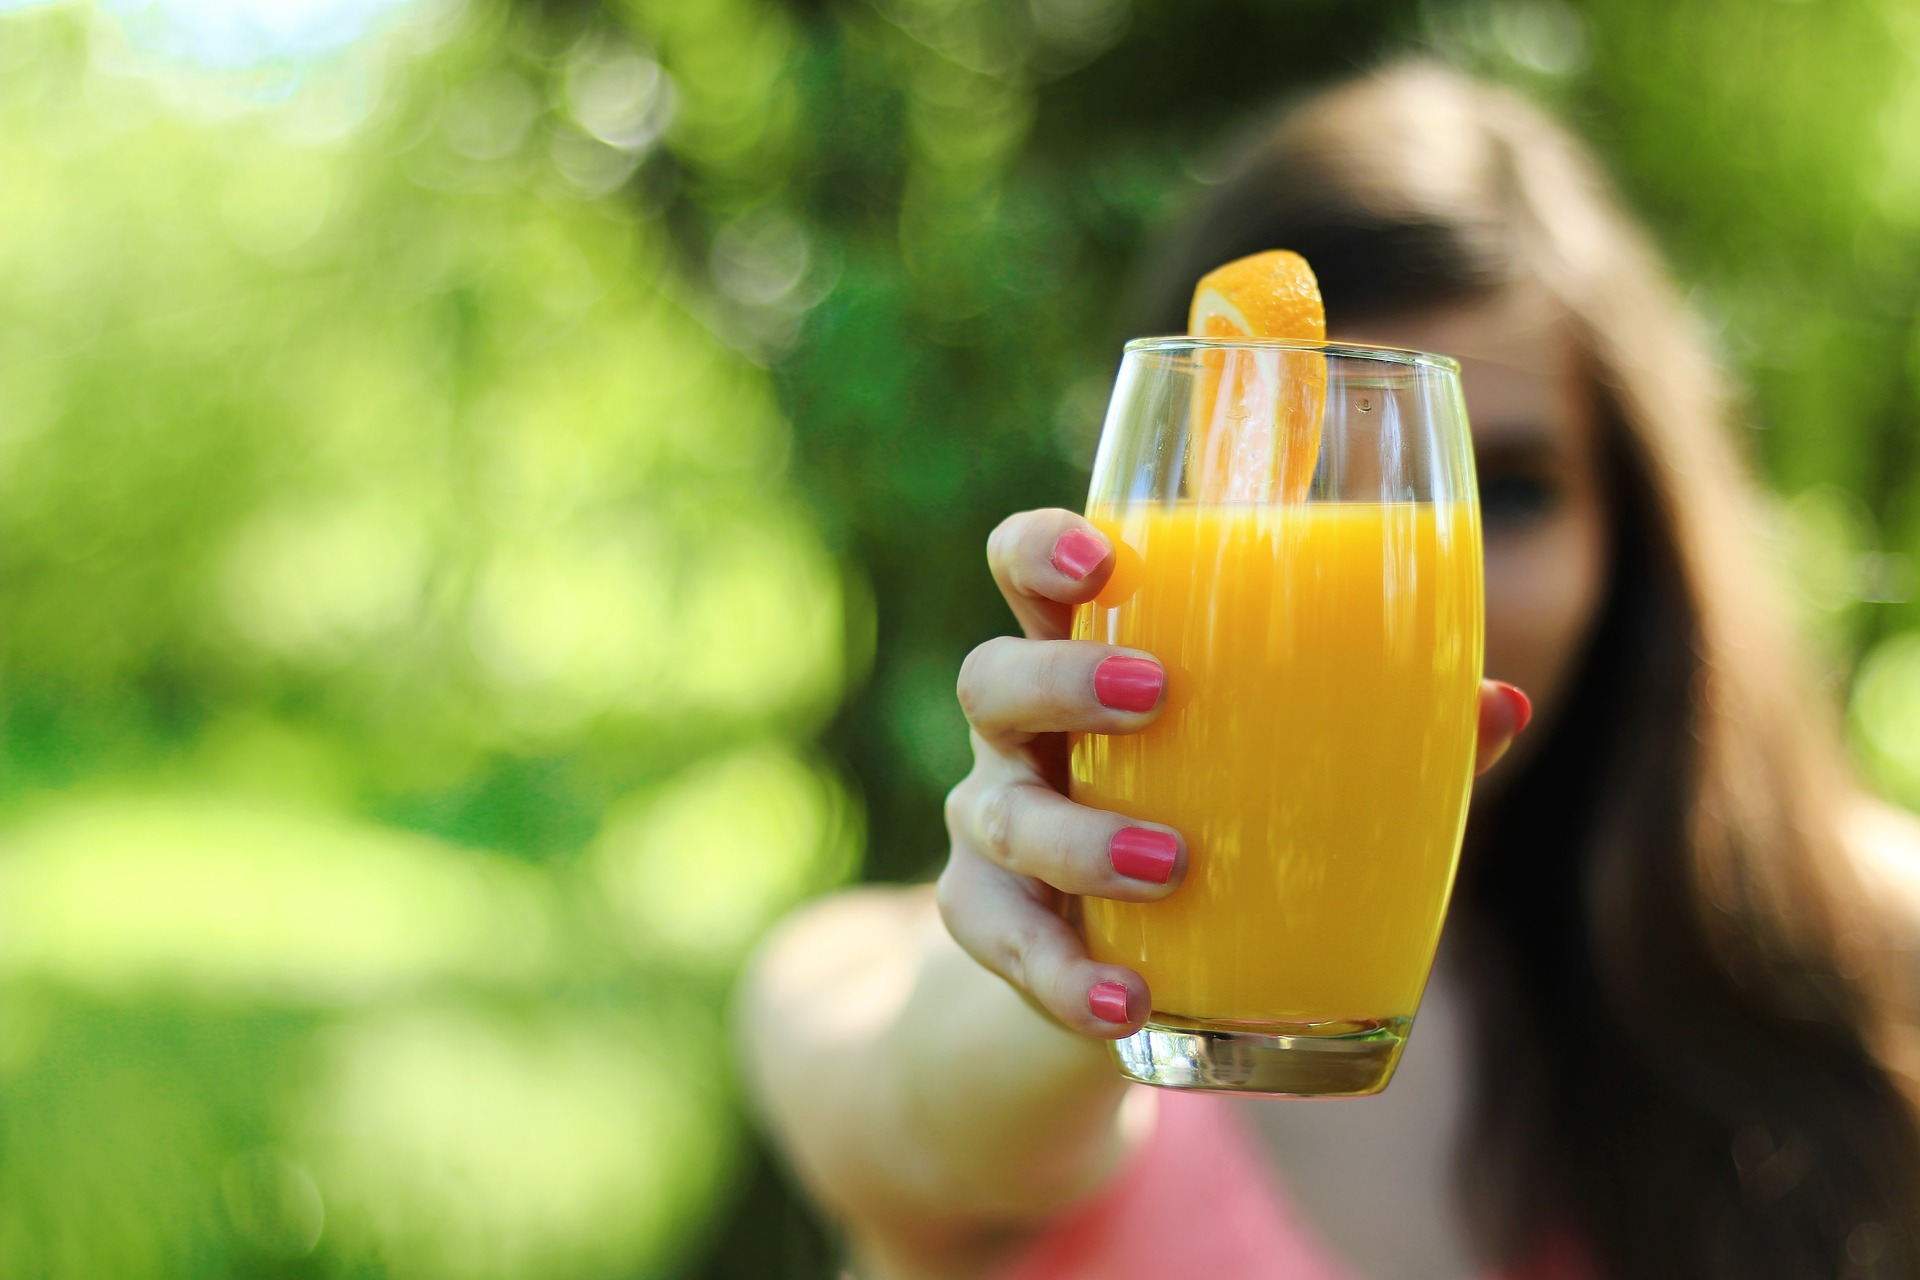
(997, 1091, 1597, 1280)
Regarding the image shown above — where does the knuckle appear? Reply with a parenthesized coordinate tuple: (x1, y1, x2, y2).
(954, 644, 993, 723)
(985, 514, 1026, 573)
(942, 778, 972, 838)
(998, 918, 1045, 992)
(932, 863, 965, 932)
(955, 637, 1012, 724)
(977, 784, 1019, 864)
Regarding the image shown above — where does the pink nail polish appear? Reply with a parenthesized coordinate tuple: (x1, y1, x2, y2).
(1109, 828, 1177, 884)
(1089, 981, 1132, 1024)
(1051, 529, 1109, 580)
(1491, 680, 1533, 734)
(1094, 656, 1163, 713)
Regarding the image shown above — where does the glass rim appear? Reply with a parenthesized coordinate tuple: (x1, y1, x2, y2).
(1123, 335, 1461, 372)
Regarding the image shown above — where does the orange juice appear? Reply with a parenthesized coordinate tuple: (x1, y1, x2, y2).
(1071, 501, 1482, 1027)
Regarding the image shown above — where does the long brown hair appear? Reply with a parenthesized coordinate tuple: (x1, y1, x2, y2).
(1142, 62, 1920, 1280)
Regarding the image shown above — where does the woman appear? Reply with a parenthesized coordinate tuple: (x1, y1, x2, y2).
(738, 62, 1920, 1280)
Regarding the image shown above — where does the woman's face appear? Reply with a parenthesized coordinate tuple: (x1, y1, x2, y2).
(1337, 284, 1611, 778)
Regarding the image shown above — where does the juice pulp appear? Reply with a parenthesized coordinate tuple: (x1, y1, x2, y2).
(1071, 502, 1483, 1026)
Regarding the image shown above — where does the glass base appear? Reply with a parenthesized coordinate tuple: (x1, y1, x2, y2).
(1111, 1014, 1412, 1097)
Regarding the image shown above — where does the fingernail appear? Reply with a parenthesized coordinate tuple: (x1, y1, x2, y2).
(1089, 981, 1132, 1024)
(1109, 827, 1178, 884)
(1491, 681, 1533, 734)
(1051, 529, 1109, 580)
(1094, 656, 1163, 713)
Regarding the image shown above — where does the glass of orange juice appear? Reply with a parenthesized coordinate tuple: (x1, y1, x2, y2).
(1070, 336, 1482, 1096)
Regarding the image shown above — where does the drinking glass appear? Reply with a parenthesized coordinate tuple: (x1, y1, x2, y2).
(1070, 337, 1482, 1096)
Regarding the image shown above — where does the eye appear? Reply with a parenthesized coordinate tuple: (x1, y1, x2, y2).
(1478, 469, 1561, 530)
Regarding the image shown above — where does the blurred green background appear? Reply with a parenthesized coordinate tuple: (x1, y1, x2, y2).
(2, 0, 1919, 1274)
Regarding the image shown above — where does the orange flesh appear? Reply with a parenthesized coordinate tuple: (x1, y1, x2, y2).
(1185, 250, 1327, 504)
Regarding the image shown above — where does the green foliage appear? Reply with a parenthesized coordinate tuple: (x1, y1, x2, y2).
(0, 3, 852, 1276)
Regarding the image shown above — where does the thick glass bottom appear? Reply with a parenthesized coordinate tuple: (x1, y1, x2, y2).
(1111, 1014, 1412, 1097)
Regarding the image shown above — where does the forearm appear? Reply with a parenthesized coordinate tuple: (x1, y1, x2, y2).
(888, 901, 1139, 1215)
(737, 886, 1142, 1266)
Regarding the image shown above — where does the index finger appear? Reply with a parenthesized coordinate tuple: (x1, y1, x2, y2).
(987, 508, 1115, 640)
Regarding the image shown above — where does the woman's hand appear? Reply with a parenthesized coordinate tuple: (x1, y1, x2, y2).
(940, 507, 1534, 1041)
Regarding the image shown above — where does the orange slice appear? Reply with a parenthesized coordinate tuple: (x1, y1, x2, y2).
(1186, 250, 1327, 504)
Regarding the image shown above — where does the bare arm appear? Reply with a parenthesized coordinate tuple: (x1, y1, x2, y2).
(737, 884, 1149, 1278)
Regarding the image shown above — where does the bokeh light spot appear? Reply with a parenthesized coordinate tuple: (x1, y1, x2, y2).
(592, 745, 860, 964)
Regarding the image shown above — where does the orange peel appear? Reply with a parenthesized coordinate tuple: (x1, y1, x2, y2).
(1186, 250, 1327, 503)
